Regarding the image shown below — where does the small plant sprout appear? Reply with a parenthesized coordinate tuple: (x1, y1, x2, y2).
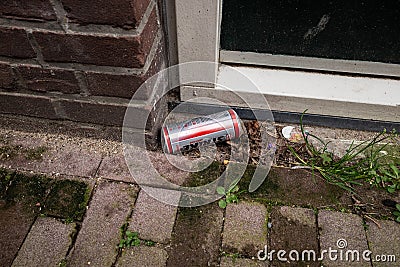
(217, 179, 243, 209)
(144, 240, 156, 246)
(393, 204, 400, 223)
(119, 230, 140, 248)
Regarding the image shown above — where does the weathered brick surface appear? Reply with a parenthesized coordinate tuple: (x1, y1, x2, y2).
(98, 154, 133, 183)
(33, 9, 158, 68)
(366, 220, 400, 267)
(0, 204, 36, 267)
(17, 65, 80, 94)
(0, 173, 49, 267)
(93, 98, 162, 130)
(98, 150, 189, 185)
(0, 93, 57, 119)
(67, 181, 138, 266)
(61, 0, 151, 29)
(0, 28, 36, 58)
(86, 43, 163, 99)
(0, 138, 102, 178)
(222, 201, 268, 256)
(129, 190, 178, 243)
(59, 99, 127, 126)
(0, 62, 14, 88)
(167, 204, 224, 267)
(269, 206, 319, 266)
(0, 92, 163, 130)
(318, 210, 370, 267)
(12, 217, 75, 267)
(0, 0, 56, 21)
(0, 0, 166, 135)
(85, 72, 146, 99)
(116, 246, 168, 267)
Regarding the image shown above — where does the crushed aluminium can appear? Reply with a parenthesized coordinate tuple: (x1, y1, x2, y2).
(162, 109, 242, 154)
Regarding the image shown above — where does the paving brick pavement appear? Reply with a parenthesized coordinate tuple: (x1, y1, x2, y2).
(12, 217, 76, 267)
(1, 126, 399, 267)
(116, 246, 168, 267)
(0, 203, 38, 267)
(366, 220, 400, 267)
(129, 190, 177, 244)
(318, 210, 371, 267)
(167, 203, 224, 267)
(0, 131, 102, 178)
(269, 206, 319, 266)
(67, 181, 138, 266)
(222, 201, 268, 257)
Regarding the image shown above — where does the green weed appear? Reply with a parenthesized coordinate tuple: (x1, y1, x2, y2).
(119, 230, 140, 248)
(289, 111, 399, 193)
(217, 178, 245, 208)
(393, 204, 400, 223)
(119, 224, 156, 248)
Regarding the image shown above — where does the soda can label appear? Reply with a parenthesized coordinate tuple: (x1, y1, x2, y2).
(162, 109, 242, 154)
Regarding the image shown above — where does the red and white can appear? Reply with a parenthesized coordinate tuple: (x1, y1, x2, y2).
(162, 109, 242, 154)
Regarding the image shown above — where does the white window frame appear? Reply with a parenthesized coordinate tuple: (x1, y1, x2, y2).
(170, 0, 400, 122)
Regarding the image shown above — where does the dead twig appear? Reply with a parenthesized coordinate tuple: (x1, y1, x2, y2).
(364, 215, 381, 229)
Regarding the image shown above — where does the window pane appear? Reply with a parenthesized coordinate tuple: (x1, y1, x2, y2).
(220, 0, 400, 64)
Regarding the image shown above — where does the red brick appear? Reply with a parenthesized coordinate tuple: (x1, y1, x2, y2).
(0, 93, 57, 119)
(60, 98, 161, 129)
(0, 62, 14, 88)
(61, 0, 150, 29)
(59, 95, 165, 130)
(0, 0, 56, 21)
(17, 65, 80, 94)
(85, 72, 145, 99)
(59, 99, 127, 126)
(33, 9, 158, 68)
(135, 8, 159, 67)
(0, 27, 36, 58)
(85, 43, 164, 99)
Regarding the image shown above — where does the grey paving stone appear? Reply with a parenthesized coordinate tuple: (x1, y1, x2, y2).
(116, 246, 168, 267)
(97, 154, 133, 183)
(67, 181, 138, 267)
(220, 257, 268, 267)
(269, 206, 319, 266)
(129, 190, 178, 243)
(0, 172, 49, 267)
(318, 210, 371, 267)
(147, 151, 190, 186)
(366, 220, 400, 267)
(166, 203, 224, 267)
(222, 201, 268, 257)
(0, 131, 101, 177)
(245, 167, 348, 208)
(98, 151, 190, 185)
(0, 204, 35, 267)
(123, 147, 190, 188)
(12, 217, 75, 267)
(0, 146, 102, 178)
(35, 148, 102, 177)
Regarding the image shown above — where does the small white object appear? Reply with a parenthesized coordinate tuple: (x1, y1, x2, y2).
(281, 126, 295, 139)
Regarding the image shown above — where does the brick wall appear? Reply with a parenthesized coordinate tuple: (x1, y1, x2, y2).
(0, 0, 167, 136)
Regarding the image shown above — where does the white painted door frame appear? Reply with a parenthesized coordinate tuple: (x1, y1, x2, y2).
(170, 0, 400, 122)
